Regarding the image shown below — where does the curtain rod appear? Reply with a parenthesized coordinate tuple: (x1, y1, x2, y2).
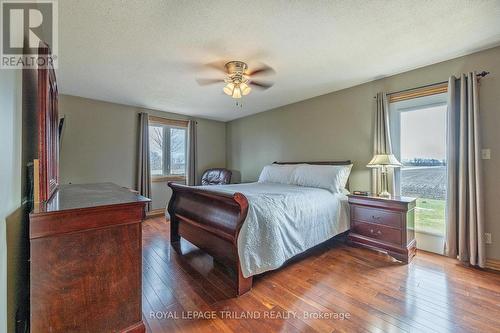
(375, 71, 490, 98)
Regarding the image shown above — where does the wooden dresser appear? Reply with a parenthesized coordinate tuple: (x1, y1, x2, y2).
(347, 194, 416, 263)
(29, 183, 150, 333)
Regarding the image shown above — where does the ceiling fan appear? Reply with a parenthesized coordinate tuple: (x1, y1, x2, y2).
(196, 61, 275, 101)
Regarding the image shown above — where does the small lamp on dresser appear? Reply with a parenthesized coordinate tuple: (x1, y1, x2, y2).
(351, 153, 416, 263)
(366, 154, 402, 198)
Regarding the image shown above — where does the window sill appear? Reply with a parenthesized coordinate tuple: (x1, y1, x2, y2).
(414, 229, 445, 237)
(152, 176, 186, 183)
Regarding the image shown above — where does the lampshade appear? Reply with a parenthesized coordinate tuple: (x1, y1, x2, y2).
(366, 154, 402, 168)
(240, 82, 251, 96)
(223, 83, 235, 96)
(232, 85, 242, 99)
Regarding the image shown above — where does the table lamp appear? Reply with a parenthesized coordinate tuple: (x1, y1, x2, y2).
(367, 154, 402, 198)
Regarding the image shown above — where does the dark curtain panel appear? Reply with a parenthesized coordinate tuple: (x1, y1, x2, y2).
(137, 112, 151, 211)
(371, 92, 395, 195)
(445, 73, 485, 267)
(187, 120, 197, 186)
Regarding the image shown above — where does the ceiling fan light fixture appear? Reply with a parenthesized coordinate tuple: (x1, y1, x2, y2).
(240, 82, 251, 96)
(232, 85, 242, 99)
(198, 60, 274, 105)
(223, 82, 234, 96)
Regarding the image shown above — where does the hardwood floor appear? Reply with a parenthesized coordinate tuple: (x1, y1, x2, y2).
(142, 217, 500, 333)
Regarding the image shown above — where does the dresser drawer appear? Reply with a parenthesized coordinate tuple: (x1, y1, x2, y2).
(352, 205, 402, 228)
(351, 221, 402, 245)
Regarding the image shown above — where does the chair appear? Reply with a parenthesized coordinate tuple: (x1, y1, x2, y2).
(201, 168, 232, 185)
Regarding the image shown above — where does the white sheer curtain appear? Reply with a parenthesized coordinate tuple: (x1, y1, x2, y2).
(445, 73, 485, 267)
(371, 92, 395, 195)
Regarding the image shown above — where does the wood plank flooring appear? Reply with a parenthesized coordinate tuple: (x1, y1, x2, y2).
(142, 217, 500, 333)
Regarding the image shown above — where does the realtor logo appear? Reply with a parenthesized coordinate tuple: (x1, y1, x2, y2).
(1, 0, 58, 68)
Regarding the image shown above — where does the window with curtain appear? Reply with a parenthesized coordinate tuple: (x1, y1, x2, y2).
(148, 116, 188, 181)
(390, 91, 448, 254)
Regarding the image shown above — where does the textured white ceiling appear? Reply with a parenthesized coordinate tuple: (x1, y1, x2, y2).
(58, 0, 500, 121)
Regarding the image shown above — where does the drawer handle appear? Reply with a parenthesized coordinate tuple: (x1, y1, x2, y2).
(377, 230, 382, 235)
(370, 229, 374, 234)
(372, 215, 381, 220)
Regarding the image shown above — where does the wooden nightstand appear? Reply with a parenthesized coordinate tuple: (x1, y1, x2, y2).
(347, 194, 417, 263)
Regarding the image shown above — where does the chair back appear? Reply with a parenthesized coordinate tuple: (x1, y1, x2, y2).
(201, 168, 232, 185)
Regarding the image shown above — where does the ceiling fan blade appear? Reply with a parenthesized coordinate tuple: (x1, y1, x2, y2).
(247, 64, 275, 76)
(202, 60, 228, 73)
(249, 81, 274, 90)
(196, 78, 224, 86)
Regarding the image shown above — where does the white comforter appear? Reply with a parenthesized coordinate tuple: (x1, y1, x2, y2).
(196, 182, 350, 278)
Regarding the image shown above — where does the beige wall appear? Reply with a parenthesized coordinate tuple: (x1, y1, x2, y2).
(59, 95, 226, 210)
(1, 70, 23, 333)
(227, 46, 500, 260)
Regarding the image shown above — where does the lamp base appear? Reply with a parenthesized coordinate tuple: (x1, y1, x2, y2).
(378, 191, 392, 198)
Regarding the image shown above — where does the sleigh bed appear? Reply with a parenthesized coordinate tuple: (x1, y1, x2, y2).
(167, 161, 352, 296)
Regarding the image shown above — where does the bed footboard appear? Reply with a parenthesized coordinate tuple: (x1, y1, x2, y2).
(167, 182, 252, 296)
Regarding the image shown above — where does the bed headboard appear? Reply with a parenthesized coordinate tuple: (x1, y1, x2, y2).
(272, 160, 353, 190)
(272, 160, 352, 166)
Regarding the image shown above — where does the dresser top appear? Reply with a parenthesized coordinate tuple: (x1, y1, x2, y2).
(31, 183, 150, 214)
(347, 194, 416, 211)
(347, 194, 416, 204)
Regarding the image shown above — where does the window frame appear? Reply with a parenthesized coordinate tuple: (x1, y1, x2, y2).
(148, 116, 189, 182)
(389, 93, 448, 239)
(389, 93, 448, 197)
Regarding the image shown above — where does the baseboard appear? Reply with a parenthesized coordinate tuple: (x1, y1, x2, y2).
(146, 208, 165, 218)
(485, 258, 500, 271)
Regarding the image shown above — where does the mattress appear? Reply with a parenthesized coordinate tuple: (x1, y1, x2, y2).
(196, 182, 350, 277)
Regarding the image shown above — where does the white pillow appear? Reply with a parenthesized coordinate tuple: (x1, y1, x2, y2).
(290, 164, 353, 193)
(258, 164, 299, 184)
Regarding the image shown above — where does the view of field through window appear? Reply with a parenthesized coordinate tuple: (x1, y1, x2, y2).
(400, 105, 447, 235)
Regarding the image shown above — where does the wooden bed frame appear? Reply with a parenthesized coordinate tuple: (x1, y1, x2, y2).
(167, 160, 351, 296)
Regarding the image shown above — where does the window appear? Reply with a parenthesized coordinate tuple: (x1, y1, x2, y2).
(390, 92, 448, 253)
(149, 116, 188, 181)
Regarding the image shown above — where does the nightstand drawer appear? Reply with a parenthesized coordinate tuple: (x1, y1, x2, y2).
(352, 221, 402, 245)
(352, 206, 401, 228)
